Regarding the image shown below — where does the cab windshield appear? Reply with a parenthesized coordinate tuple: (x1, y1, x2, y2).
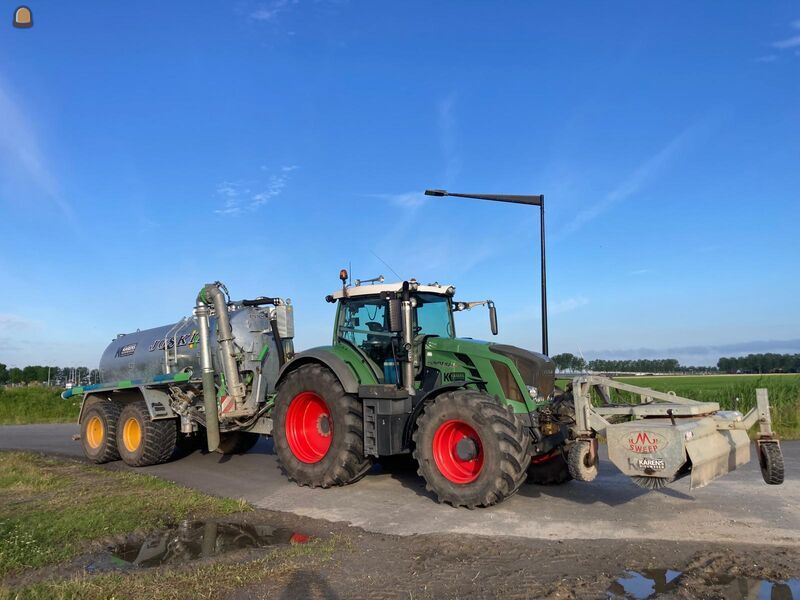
(415, 293, 455, 338)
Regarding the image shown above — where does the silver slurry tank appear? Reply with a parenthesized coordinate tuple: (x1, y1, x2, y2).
(98, 304, 293, 391)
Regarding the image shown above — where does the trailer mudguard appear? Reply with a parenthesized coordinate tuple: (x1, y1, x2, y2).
(276, 348, 364, 395)
(77, 386, 176, 424)
(139, 387, 176, 420)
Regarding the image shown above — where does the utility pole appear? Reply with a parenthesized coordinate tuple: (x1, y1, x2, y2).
(424, 189, 549, 356)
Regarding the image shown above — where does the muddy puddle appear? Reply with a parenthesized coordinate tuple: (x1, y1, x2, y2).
(109, 520, 310, 568)
(608, 568, 800, 599)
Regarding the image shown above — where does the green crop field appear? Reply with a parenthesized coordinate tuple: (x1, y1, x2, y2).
(0, 386, 79, 425)
(557, 373, 800, 439)
(3, 374, 799, 438)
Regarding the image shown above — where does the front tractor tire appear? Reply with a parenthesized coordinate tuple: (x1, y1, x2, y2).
(116, 401, 177, 467)
(412, 390, 532, 508)
(527, 448, 573, 485)
(273, 364, 372, 488)
(80, 399, 122, 463)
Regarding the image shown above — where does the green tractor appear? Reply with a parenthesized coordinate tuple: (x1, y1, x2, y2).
(272, 271, 567, 508)
(67, 188, 783, 507)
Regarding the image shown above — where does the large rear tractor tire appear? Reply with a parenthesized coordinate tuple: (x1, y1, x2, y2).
(80, 400, 122, 463)
(116, 401, 177, 467)
(412, 390, 531, 508)
(216, 431, 261, 455)
(527, 448, 573, 485)
(273, 364, 372, 488)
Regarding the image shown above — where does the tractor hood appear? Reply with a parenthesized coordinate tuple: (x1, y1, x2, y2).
(488, 344, 556, 399)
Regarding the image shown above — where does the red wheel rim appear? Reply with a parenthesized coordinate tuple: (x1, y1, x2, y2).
(432, 420, 484, 484)
(531, 449, 559, 465)
(285, 392, 332, 463)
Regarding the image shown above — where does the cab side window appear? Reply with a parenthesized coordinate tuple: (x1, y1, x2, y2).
(337, 299, 396, 370)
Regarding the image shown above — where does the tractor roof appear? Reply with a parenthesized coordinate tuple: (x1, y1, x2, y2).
(331, 281, 455, 300)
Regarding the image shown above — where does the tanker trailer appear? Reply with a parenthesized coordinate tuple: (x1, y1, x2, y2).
(63, 282, 293, 466)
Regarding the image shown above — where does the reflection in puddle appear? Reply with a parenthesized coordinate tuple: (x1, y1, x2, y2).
(110, 520, 308, 568)
(608, 569, 682, 599)
(607, 569, 800, 600)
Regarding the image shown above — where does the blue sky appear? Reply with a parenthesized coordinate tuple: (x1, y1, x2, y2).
(1, 2, 799, 368)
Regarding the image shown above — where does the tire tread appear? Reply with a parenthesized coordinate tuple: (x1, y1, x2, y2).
(412, 390, 531, 508)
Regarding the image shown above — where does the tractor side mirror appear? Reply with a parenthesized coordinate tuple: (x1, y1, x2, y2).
(489, 302, 498, 335)
(388, 298, 402, 333)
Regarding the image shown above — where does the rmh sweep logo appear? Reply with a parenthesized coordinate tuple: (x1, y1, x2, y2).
(627, 431, 668, 454)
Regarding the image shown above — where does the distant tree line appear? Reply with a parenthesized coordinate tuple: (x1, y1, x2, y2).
(552, 354, 684, 373)
(553, 352, 800, 374)
(0, 364, 99, 386)
(717, 353, 800, 374)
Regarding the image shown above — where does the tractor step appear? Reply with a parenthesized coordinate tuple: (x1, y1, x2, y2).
(359, 385, 411, 457)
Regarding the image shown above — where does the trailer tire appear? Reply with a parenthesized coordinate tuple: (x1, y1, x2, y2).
(759, 442, 784, 485)
(116, 401, 177, 467)
(412, 390, 531, 508)
(80, 400, 122, 463)
(527, 449, 572, 485)
(273, 363, 372, 488)
(567, 440, 598, 482)
(216, 432, 261, 455)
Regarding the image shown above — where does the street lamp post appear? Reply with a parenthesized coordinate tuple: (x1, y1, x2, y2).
(424, 189, 549, 356)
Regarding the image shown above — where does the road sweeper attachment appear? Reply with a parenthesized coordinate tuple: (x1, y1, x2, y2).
(566, 376, 784, 490)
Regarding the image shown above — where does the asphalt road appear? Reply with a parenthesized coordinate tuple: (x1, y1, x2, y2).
(1, 424, 797, 546)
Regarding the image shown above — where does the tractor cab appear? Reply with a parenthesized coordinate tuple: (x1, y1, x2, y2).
(325, 273, 553, 409)
(328, 276, 458, 387)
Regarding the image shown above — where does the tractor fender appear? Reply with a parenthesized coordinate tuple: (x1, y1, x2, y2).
(276, 350, 360, 395)
(402, 382, 471, 447)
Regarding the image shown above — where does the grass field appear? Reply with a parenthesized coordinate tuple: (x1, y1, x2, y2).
(0, 452, 247, 578)
(0, 387, 79, 425)
(0, 452, 337, 599)
(558, 373, 800, 439)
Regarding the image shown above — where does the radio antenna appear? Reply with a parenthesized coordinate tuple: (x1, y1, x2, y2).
(371, 250, 403, 280)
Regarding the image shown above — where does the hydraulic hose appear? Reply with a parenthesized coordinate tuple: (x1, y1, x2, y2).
(269, 317, 286, 369)
(198, 283, 246, 405)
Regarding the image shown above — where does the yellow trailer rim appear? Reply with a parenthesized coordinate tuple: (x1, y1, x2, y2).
(86, 416, 104, 449)
(122, 417, 142, 452)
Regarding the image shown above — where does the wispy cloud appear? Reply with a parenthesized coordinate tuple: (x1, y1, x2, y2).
(389, 191, 426, 209)
(754, 54, 778, 63)
(363, 191, 426, 211)
(550, 296, 589, 315)
(559, 123, 700, 237)
(0, 314, 43, 334)
(249, 0, 296, 22)
(215, 165, 299, 215)
(0, 314, 44, 361)
(437, 93, 461, 186)
(629, 268, 652, 276)
(772, 19, 800, 49)
(0, 76, 74, 224)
